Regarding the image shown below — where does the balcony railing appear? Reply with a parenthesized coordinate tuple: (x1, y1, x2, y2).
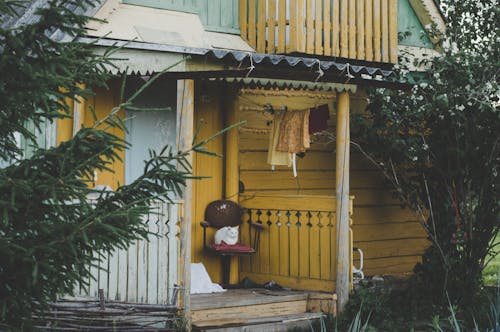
(240, 0, 398, 63)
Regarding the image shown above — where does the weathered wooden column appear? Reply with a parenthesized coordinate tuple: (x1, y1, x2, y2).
(224, 88, 240, 284)
(335, 91, 350, 313)
(176, 79, 194, 327)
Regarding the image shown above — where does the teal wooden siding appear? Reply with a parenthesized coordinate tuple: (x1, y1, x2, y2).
(124, 78, 177, 185)
(123, 0, 240, 34)
(398, 0, 433, 48)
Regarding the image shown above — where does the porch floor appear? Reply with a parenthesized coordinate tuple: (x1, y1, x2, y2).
(191, 289, 336, 331)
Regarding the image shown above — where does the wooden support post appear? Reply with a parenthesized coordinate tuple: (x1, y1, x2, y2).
(176, 79, 195, 328)
(335, 91, 350, 314)
(224, 89, 240, 285)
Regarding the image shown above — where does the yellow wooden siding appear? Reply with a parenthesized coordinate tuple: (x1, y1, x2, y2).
(83, 83, 125, 189)
(238, 90, 429, 277)
(191, 85, 225, 283)
(55, 83, 125, 189)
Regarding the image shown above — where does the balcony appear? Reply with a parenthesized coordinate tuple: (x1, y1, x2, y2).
(240, 0, 398, 63)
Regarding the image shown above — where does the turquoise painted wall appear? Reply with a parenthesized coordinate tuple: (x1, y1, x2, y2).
(123, 0, 240, 34)
(124, 78, 177, 185)
(398, 0, 433, 48)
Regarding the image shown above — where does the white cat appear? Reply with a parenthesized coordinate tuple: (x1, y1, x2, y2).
(214, 226, 239, 245)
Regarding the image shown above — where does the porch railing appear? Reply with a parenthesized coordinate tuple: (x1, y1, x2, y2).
(239, 194, 353, 292)
(74, 200, 183, 304)
(240, 0, 398, 63)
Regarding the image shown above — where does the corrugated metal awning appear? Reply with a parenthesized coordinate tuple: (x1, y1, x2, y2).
(81, 37, 402, 88)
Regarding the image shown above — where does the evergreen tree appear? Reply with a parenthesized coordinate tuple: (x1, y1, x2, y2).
(0, 0, 225, 329)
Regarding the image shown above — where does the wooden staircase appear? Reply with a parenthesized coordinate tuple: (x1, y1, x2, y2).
(191, 289, 336, 331)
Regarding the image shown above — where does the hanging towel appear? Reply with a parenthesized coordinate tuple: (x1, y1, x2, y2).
(309, 104, 330, 134)
(267, 109, 292, 167)
(276, 109, 311, 153)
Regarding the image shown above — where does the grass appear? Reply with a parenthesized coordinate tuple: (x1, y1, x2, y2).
(483, 233, 500, 287)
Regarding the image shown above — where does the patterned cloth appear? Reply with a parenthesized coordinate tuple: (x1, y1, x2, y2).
(276, 109, 311, 153)
(267, 109, 292, 166)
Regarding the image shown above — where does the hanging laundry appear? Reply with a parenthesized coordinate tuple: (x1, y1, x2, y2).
(276, 109, 311, 153)
(267, 109, 292, 167)
(309, 104, 330, 134)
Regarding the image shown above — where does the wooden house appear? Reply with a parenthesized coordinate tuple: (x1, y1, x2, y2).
(41, 0, 445, 329)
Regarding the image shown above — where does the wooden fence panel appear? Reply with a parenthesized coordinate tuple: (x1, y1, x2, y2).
(75, 201, 181, 304)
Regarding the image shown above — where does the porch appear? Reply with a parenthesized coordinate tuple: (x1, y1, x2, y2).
(191, 288, 335, 331)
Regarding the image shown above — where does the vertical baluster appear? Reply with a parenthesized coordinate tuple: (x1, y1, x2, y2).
(288, 0, 297, 52)
(280, 210, 291, 276)
(381, 0, 389, 62)
(388, 0, 398, 63)
(298, 210, 310, 278)
(277, 0, 286, 53)
(348, 0, 356, 58)
(262, 210, 272, 274)
(373, 0, 381, 62)
(357, 0, 365, 60)
(252, 209, 262, 273)
(289, 210, 300, 277)
(323, 0, 332, 55)
(298, 0, 306, 52)
(268, 0, 276, 53)
(271, 210, 281, 275)
(306, 0, 314, 53)
(240, 208, 251, 273)
(365, 0, 373, 61)
(309, 211, 321, 279)
(248, 0, 257, 48)
(329, 211, 336, 280)
(332, 0, 340, 56)
(240, 0, 248, 41)
(314, 0, 322, 54)
(257, 0, 266, 52)
(319, 211, 329, 280)
(340, 0, 348, 57)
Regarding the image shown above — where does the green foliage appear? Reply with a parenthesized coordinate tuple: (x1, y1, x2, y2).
(347, 0, 500, 307)
(0, 0, 234, 330)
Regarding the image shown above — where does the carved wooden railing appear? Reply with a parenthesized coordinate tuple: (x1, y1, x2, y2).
(239, 194, 353, 292)
(240, 0, 398, 63)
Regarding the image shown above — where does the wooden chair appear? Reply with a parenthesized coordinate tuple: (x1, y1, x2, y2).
(200, 200, 264, 286)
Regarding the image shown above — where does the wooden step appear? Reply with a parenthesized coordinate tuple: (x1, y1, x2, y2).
(193, 312, 325, 332)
